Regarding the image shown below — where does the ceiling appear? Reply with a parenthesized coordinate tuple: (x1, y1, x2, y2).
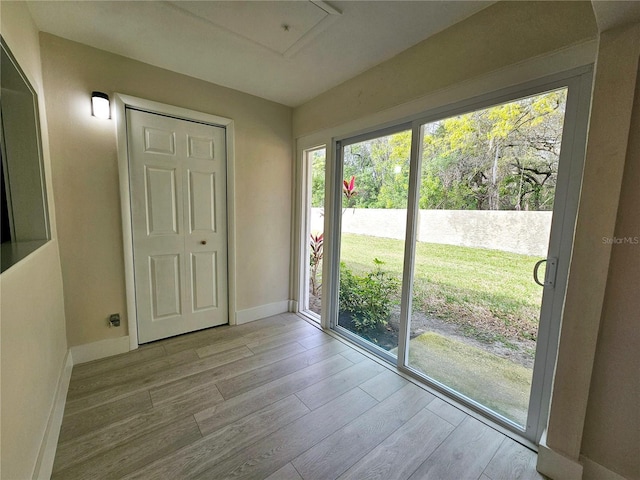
(27, 1, 494, 107)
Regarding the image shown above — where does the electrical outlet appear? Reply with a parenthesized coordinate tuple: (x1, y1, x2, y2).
(109, 313, 121, 327)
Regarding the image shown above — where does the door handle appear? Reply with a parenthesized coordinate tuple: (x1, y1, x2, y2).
(533, 257, 558, 287)
(201, 240, 207, 245)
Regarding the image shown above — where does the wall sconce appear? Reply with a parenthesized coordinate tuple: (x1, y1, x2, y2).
(91, 91, 110, 119)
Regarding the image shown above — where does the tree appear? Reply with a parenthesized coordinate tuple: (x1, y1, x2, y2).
(311, 89, 567, 212)
(343, 131, 411, 209)
(310, 149, 326, 208)
(420, 89, 566, 211)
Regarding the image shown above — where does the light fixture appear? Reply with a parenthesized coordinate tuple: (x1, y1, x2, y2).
(91, 91, 110, 119)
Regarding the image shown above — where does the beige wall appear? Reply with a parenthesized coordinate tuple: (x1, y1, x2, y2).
(0, 2, 68, 479)
(39, 34, 293, 347)
(580, 59, 640, 480)
(293, 1, 597, 137)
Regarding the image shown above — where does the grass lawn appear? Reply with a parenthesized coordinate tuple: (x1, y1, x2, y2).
(339, 233, 543, 344)
(406, 332, 531, 425)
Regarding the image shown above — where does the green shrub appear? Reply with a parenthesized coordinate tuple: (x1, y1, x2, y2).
(339, 259, 400, 333)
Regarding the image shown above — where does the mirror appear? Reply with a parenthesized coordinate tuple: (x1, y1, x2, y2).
(1, 37, 50, 272)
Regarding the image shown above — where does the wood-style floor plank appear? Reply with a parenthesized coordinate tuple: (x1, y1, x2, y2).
(58, 390, 152, 442)
(339, 348, 368, 364)
(148, 340, 308, 404)
(265, 463, 304, 480)
(53, 384, 223, 473)
(215, 340, 349, 399)
(53, 315, 544, 480)
(338, 407, 454, 480)
(292, 383, 435, 480)
(246, 325, 322, 355)
(359, 368, 410, 401)
(194, 355, 352, 436)
(483, 439, 546, 480)
(65, 341, 299, 415)
(66, 348, 198, 400)
(160, 314, 293, 355)
(123, 395, 310, 480)
(70, 344, 167, 381)
(426, 396, 467, 426)
(53, 416, 201, 480)
(408, 416, 506, 480)
(294, 359, 385, 410)
(193, 388, 378, 480)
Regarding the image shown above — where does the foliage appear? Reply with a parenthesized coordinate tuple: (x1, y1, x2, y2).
(343, 175, 357, 200)
(343, 131, 411, 209)
(319, 89, 567, 212)
(420, 89, 566, 211)
(309, 233, 323, 296)
(339, 259, 400, 333)
(310, 149, 326, 208)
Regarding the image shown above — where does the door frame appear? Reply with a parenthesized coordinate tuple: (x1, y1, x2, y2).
(115, 94, 237, 350)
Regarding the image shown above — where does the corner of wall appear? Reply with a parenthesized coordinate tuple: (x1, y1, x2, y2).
(537, 430, 584, 480)
(580, 455, 629, 480)
(235, 301, 290, 325)
(70, 336, 131, 365)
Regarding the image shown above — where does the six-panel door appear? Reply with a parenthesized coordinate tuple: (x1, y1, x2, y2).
(127, 109, 228, 343)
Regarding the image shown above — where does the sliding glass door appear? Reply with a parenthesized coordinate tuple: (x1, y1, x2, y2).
(327, 70, 592, 442)
(335, 127, 412, 359)
(406, 89, 566, 428)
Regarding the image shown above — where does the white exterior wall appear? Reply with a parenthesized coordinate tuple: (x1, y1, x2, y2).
(311, 208, 552, 257)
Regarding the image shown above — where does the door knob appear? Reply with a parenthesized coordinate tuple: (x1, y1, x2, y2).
(201, 240, 207, 245)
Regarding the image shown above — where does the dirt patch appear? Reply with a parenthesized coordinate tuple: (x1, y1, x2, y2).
(398, 307, 536, 369)
(310, 289, 535, 369)
(309, 290, 322, 315)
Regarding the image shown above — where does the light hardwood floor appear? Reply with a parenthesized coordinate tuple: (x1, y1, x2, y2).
(53, 313, 546, 480)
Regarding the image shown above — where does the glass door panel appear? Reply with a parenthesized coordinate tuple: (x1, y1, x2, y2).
(406, 88, 568, 426)
(305, 147, 326, 320)
(337, 129, 412, 357)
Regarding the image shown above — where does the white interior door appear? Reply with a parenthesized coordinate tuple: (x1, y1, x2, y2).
(127, 108, 228, 343)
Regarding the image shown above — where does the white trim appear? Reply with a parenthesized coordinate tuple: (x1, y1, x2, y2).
(70, 336, 130, 365)
(114, 93, 238, 344)
(32, 351, 73, 480)
(236, 301, 290, 325)
(537, 430, 583, 480)
(580, 455, 628, 480)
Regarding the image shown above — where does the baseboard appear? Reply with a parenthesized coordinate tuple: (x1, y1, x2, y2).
(70, 335, 130, 365)
(537, 430, 584, 480)
(32, 351, 73, 480)
(580, 455, 628, 480)
(289, 300, 298, 312)
(235, 301, 290, 325)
